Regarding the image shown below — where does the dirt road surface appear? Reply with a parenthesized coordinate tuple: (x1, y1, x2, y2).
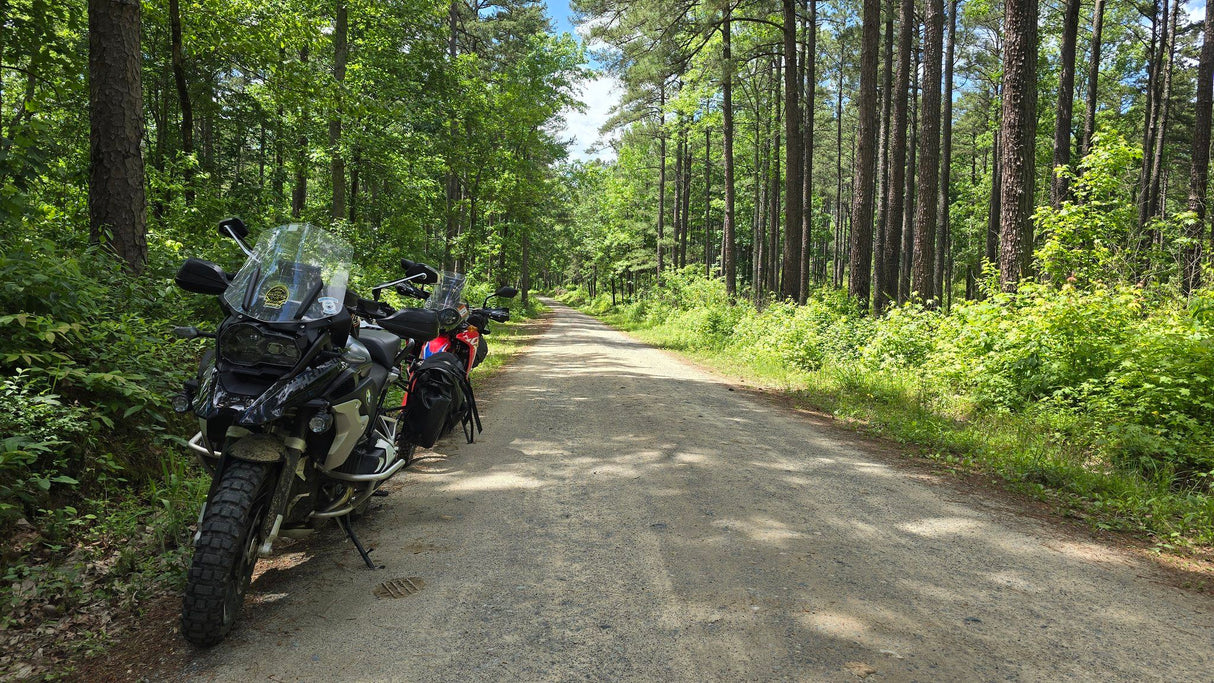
(182, 300, 1213, 681)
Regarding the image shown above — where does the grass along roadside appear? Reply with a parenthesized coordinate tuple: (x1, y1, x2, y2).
(558, 293, 1214, 566)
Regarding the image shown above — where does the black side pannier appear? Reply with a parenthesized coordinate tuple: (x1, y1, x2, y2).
(402, 352, 481, 448)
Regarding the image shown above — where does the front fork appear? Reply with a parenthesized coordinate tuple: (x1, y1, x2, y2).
(188, 432, 302, 557)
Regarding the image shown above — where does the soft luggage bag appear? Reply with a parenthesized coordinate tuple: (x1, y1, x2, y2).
(403, 352, 464, 448)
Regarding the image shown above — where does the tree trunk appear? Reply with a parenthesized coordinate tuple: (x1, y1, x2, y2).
(681, 129, 692, 268)
(878, 0, 914, 312)
(834, 44, 844, 290)
(874, 10, 894, 310)
(705, 127, 712, 278)
(935, 0, 957, 301)
(912, 0, 944, 303)
(444, 0, 459, 270)
(722, 4, 737, 297)
(521, 229, 531, 305)
(1080, 0, 1104, 159)
(998, 0, 1039, 290)
(88, 0, 147, 273)
(330, 0, 347, 221)
(1146, 0, 1179, 222)
(754, 84, 767, 298)
(291, 47, 310, 219)
(1183, 0, 1214, 293)
(1050, 0, 1080, 207)
(798, 3, 815, 303)
(900, 41, 919, 303)
(780, 0, 803, 300)
(169, 0, 192, 158)
(349, 148, 360, 224)
(1138, 0, 1164, 231)
(986, 124, 1001, 268)
(847, 0, 881, 309)
(770, 65, 782, 294)
(672, 116, 683, 271)
(657, 84, 667, 278)
(274, 49, 285, 207)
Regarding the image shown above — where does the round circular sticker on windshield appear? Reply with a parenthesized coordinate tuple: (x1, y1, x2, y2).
(318, 296, 341, 316)
(264, 284, 290, 309)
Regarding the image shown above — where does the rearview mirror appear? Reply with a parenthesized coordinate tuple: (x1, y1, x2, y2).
(175, 258, 230, 295)
(217, 217, 248, 240)
(493, 286, 519, 299)
(407, 262, 439, 284)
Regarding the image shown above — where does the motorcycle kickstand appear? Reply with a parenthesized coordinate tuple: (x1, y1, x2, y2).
(337, 516, 382, 570)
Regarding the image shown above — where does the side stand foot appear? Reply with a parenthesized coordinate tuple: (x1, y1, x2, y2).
(337, 516, 382, 569)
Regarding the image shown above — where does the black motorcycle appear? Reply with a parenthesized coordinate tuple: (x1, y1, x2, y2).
(172, 219, 449, 646)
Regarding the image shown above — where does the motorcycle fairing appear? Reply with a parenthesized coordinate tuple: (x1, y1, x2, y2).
(422, 337, 450, 359)
(194, 358, 344, 427)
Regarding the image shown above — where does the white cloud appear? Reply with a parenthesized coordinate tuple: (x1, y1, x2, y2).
(561, 73, 621, 162)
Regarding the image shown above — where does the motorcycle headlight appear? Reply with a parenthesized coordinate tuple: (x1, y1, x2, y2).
(219, 323, 301, 367)
(438, 307, 461, 328)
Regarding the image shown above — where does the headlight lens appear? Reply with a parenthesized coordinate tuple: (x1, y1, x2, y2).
(219, 323, 301, 367)
(438, 307, 461, 328)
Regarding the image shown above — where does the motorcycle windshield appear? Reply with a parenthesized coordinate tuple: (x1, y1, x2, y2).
(425, 271, 467, 311)
(222, 224, 353, 322)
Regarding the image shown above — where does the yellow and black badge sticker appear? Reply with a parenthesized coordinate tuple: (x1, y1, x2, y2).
(264, 284, 290, 309)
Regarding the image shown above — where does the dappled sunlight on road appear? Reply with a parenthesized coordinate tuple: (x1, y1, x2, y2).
(899, 515, 986, 537)
(440, 469, 546, 493)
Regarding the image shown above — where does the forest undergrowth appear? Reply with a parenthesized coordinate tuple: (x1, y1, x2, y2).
(557, 271, 1214, 556)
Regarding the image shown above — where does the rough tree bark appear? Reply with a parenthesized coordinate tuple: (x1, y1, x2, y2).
(1183, 0, 1214, 294)
(169, 0, 192, 157)
(88, 0, 147, 273)
(874, 10, 894, 309)
(291, 47, 310, 219)
(847, 0, 881, 309)
(799, 0, 817, 304)
(330, 1, 347, 221)
(1050, 0, 1080, 207)
(900, 39, 919, 303)
(780, 0, 803, 300)
(705, 127, 712, 279)
(935, 0, 957, 303)
(722, 3, 737, 297)
(912, 0, 944, 303)
(1080, 0, 1104, 159)
(877, 0, 914, 312)
(997, 0, 1039, 290)
(1146, 0, 1179, 223)
(1137, 0, 1165, 231)
(657, 84, 667, 277)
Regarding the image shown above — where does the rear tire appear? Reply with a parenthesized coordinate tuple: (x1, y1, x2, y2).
(181, 459, 272, 646)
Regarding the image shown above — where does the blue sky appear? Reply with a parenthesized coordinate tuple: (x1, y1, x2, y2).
(543, 0, 619, 160)
(546, 0, 578, 34)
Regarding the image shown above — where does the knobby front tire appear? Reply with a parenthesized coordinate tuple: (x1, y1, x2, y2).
(181, 459, 272, 646)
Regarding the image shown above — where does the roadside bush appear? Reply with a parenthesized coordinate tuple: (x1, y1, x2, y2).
(932, 283, 1140, 412)
(0, 242, 199, 530)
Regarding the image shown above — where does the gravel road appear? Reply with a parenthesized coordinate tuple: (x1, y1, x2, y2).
(184, 299, 1213, 682)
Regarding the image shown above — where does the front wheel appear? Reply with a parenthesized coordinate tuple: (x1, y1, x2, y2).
(181, 459, 272, 646)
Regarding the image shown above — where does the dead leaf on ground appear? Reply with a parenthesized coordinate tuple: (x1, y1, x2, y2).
(845, 661, 877, 678)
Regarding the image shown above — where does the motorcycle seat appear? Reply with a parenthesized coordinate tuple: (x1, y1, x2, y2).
(359, 328, 402, 367)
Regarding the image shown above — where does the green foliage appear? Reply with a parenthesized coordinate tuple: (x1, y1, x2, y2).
(1033, 131, 1141, 286)
(0, 242, 199, 528)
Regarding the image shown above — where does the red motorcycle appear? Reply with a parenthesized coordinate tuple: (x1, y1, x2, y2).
(392, 268, 516, 451)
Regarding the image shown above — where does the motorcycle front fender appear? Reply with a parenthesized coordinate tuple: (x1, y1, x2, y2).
(227, 433, 289, 463)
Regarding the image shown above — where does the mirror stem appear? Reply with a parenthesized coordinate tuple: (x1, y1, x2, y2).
(225, 226, 255, 257)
